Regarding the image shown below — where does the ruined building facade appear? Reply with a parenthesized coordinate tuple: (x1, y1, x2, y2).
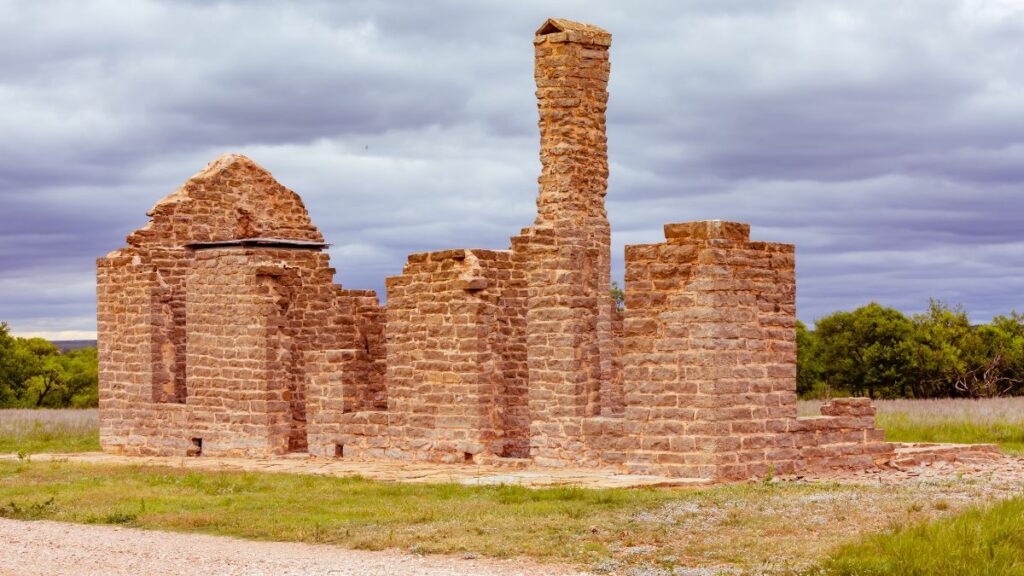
(98, 19, 893, 481)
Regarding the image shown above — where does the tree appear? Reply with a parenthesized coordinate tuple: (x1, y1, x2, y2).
(610, 281, 625, 311)
(987, 312, 1024, 395)
(795, 320, 822, 397)
(904, 300, 970, 397)
(0, 322, 16, 405)
(813, 303, 914, 399)
(909, 302, 1024, 398)
(0, 328, 99, 408)
(59, 347, 99, 408)
(0, 334, 51, 405)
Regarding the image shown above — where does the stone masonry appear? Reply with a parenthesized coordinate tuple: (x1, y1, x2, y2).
(98, 18, 900, 481)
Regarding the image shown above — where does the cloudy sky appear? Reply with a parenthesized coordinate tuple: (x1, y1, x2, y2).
(2, 0, 1023, 339)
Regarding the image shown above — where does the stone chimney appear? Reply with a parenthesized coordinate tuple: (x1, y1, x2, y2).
(517, 18, 618, 464)
(533, 18, 612, 225)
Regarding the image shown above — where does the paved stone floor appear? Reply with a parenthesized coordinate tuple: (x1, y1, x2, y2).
(1, 443, 1008, 489)
(0, 451, 711, 488)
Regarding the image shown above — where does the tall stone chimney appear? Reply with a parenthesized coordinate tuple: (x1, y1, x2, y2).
(515, 18, 615, 465)
(533, 18, 612, 228)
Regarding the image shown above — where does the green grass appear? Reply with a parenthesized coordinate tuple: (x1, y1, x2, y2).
(4, 405, 1022, 572)
(815, 497, 1024, 576)
(0, 460, 674, 564)
(1, 461, 1018, 574)
(0, 409, 99, 454)
(0, 460, 878, 572)
(878, 412, 1024, 454)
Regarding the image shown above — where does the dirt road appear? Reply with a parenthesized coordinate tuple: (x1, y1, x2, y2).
(0, 518, 587, 576)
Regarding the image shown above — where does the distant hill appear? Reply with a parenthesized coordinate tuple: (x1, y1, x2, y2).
(50, 340, 97, 352)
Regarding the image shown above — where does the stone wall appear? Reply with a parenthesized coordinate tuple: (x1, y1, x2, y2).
(381, 249, 525, 462)
(612, 221, 893, 480)
(98, 155, 384, 458)
(792, 398, 894, 472)
(98, 255, 189, 455)
(618, 221, 797, 479)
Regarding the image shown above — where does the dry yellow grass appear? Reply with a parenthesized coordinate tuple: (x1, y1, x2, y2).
(799, 398, 1024, 453)
(0, 409, 99, 453)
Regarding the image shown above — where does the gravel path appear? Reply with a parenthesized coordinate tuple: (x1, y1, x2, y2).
(0, 518, 587, 576)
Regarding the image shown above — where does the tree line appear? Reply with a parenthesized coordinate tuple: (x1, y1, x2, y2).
(798, 301, 1024, 399)
(0, 323, 98, 408)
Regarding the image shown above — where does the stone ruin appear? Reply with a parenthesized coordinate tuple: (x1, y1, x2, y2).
(97, 18, 898, 481)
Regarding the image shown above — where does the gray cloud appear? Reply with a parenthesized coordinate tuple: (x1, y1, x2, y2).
(2, 0, 1023, 337)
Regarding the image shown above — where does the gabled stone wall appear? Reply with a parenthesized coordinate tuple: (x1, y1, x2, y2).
(98, 155, 384, 458)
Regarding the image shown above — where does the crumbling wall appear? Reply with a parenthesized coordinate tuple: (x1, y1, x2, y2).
(183, 247, 360, 456)
(122, 154, 325, 411)
(604, 304, 625, 416)
(378, 249, 526, 462)
(498, 246, 531, 459)
(98, 154, 381, 457)
(97, 255, 190, 455)
(185, 249, 293, 455)
(126, 155, 323, 249)
(618, 221, 891, 480)
(619, 221, 798, 479)
(790, 398, 894, 472)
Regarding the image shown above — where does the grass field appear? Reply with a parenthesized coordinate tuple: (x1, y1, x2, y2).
(2, 403, 1022, 573)
(0, 459, 1011, 575)
(799, 397, 1024, 454)
(0, 409, 99, 454)
(816, 497, 1024, 576)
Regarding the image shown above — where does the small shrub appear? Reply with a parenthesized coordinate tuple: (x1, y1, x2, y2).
(0, 497, 55, 520)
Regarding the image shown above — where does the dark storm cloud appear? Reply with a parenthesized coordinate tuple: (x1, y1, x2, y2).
(1, 0, 1023, 336)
